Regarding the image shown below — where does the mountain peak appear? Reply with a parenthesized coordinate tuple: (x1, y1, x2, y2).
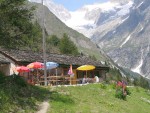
(110, 0, 132, 4)
(29, 0, 71, 22)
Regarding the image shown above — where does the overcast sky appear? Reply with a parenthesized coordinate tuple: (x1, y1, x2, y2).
(53, 0, 108, 11)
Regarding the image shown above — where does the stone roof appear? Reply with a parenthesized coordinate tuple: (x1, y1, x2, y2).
(0, 48, 108, 69)
(0, 54, 10, 64)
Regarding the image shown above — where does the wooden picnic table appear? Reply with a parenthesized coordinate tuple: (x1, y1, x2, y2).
(39, 75, 71, 85)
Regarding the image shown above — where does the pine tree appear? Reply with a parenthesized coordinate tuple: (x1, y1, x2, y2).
(59, 33, 79, 55)
(0, 0, 42, 50)
(47, 35, 60, 46)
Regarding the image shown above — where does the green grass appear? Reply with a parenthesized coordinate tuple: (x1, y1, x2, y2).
(1, 73, 150, 113)
(48, 84, 150, 113)
(0, 74, 51, 113)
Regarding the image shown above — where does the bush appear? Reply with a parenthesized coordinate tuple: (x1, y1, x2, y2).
(115, 86, 126, 100)
(126, 87, 131, 95)
(12, 74, 27, 87)
(5, 74, 27, 87)
(0, 72, 6, 84)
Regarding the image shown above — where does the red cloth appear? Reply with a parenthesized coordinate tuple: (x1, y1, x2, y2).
(117, 81, 123, 87)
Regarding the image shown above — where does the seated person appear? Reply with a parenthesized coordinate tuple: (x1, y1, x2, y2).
(82, 75, 87, 84)
(94, 75, 99, 83)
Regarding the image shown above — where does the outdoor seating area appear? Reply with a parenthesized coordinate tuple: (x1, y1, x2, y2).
(16, 63, 106, 86)
(33, 76, 98, 86)
(39, 75, 72, 85)
(0, 48, 109, 86)
(35, 75, 97, 86)
(22, 72, 97, 86)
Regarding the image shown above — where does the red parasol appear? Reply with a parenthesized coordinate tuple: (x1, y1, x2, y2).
(16, 66, 30, 73)
(27, 62, 43, 84)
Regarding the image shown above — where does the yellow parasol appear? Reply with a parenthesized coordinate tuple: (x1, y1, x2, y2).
(77, 65, 95, 78)
(77, 65, 95, 71)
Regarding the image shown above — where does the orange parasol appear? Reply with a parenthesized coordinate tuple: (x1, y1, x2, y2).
(27, 62, 44, 69)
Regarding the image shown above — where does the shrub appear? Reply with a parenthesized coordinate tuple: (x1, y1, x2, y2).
(126, 87, 131, 95)
(5, 74, 27, 87)
(115, 86, 126, 100)
(0, 72, 6, 84)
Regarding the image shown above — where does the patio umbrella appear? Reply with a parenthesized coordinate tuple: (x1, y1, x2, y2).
(77, 65, 95, 71)
(77, 65, 95, 78)
(16, 66, 30, 73)
(45, 62, 59, 85)
(68, 64, 75, 77)
(68, 64, 74, 85)
(16, 66, 30, 77)
(46, 62, 59, 69)
(27, 62, 44, 69)
(27, 62, 43, 84)
(40, 62, 59, 75)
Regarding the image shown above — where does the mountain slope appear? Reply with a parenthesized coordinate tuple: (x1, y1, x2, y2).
(91, 0, 150, 79)
(42, 0, 150, 79)
(30, 2, 106, 60)
(28, 0, 150, 80)
(29, 0, 71, 22)
(36, 0, 150, 79)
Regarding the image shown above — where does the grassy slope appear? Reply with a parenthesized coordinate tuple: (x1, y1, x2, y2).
(1, 73, 150, 113)
(0, 74, 50, 113)
(49, 84, 150, 113)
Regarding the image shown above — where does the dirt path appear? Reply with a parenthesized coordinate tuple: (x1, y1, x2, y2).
(36, 101, 49, 113)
